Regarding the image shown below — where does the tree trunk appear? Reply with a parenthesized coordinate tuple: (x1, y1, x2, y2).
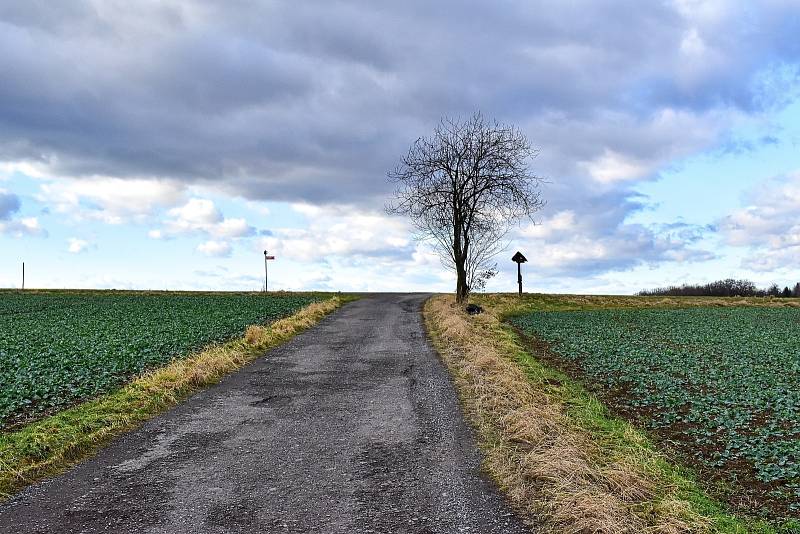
(455, 254, 469, 304)
(453, 209, 469, 304)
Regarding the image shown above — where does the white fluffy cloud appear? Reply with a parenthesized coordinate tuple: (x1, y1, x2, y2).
(0, 216, 44, 237)
(261, 204, 412, 262)
(67, 237, 89, 253)
(582, 149, 650, 184)
(169, 198, 220, 225)
(510, 202, 715, 277)
(153, 198, 255, 239)
(196, 240, 232, 257)
(718, 171, 800, 271)
(38, 177, 185, 224)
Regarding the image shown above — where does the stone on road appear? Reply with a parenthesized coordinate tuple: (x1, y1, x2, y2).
(0, 294, 530, 533)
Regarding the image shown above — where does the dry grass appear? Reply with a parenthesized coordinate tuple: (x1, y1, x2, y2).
(0, 297, 344, 499)
(490, 293, 800, 315)
(425, 294, 716, 533)
(134, 298, 339, 397)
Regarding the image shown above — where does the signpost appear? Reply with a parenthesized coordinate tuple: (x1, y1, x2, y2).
(263, 250, 275, 292)
(511, 251, 527, 295)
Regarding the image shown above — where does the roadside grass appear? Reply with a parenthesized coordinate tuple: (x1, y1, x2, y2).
(424, 294, 799, 533)
(0, 295, 352, 500)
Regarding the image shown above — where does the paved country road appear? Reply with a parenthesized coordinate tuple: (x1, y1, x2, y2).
(0, 294, 530, 533)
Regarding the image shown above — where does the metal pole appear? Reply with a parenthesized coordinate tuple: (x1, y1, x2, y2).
(263, 251, 268, 293)
(517, 262, 522, 295)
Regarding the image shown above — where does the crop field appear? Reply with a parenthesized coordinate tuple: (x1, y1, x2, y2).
(0, 291, 319, 428)
(511, 306, 800, 516)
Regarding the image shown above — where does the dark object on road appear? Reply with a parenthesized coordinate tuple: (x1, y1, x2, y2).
(466, 303, 484, 315)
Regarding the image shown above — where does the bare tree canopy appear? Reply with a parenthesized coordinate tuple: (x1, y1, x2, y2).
(388, 113, 544, 303)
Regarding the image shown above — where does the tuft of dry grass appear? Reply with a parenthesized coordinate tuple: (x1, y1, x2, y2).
(425, 294, 715, 533)
(0, 297, 345, 500)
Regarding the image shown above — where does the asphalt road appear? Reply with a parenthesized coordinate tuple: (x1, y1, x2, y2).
(0, 294, 530, 533)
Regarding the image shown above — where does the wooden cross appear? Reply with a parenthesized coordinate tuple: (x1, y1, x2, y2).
(511, 251, 527, 296)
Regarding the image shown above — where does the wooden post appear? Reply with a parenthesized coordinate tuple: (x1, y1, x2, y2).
(511, 251, 527, 296)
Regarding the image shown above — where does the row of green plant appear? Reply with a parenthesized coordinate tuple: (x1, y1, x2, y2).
(511, 306, 800, 518)
(0, 291, 318, 428)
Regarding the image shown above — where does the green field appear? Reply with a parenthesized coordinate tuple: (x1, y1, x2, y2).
(511, 306, 800, 516)
(0, 291, 319, 428)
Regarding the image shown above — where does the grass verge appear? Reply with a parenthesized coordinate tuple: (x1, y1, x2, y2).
(424, 294, 797, 533)
(0, 295, 349, 500)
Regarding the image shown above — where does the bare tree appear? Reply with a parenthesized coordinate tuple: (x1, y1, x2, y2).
(387, 113, 544, 303)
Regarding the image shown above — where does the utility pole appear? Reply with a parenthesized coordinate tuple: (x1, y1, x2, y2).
(22, 262, 25, 290)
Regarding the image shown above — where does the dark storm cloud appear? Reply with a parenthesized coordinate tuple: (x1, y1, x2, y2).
(2, 1, 799, 202)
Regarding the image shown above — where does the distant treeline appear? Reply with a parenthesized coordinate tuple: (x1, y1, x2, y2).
(638, 279, 800, 298)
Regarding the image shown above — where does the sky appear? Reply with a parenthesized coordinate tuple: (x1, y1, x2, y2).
(1, 0, 800, 294)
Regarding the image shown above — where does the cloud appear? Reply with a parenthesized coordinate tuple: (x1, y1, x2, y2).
(67, 237, 89, 253)
(37, 177, 185, 224)
(241, 202, 462, 290)
(261, 204, 412, 262)
(1, 1, 799, 285)
(254, 200, 708, 290)
(244, 201, 271, 216)
(0, 0, 797, 208)
(0, 190, 20, 219)
(153, 197, 256, 239)
(0, 188, 45, 237)
(169, 198, 220, 225)
(717, 171, 800, 271)
(510, 193, 716, 277)
(0, 216, 44, 237)
(196, 240, 232, 257)
(515, 225, 715, 277)
(581, 149, 649, 184)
